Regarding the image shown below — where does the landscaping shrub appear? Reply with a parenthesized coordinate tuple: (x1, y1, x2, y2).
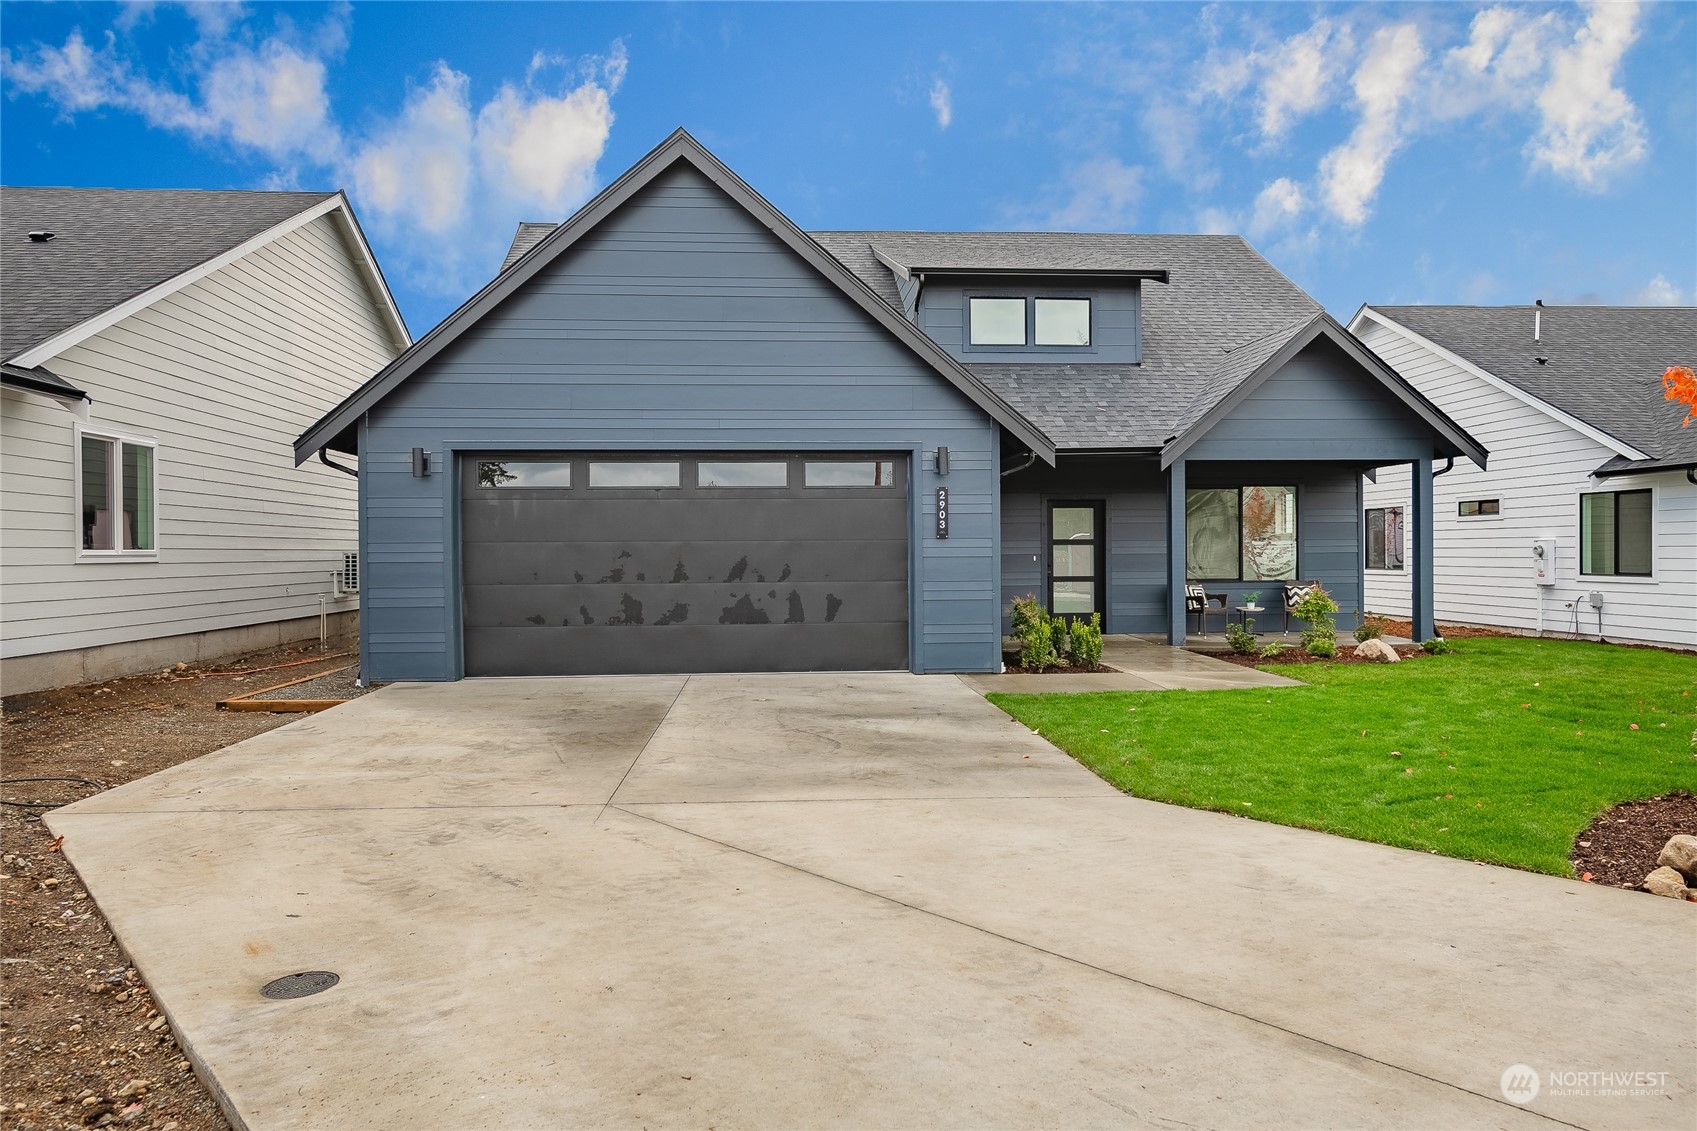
(1010, 595, 1059, 670)
(1069, 613, 1104, 668)
(1224, 620, 1257, 655)
(1353, 611, 1387, 643)
(1257, 641, 1286, 659)
(1422, 636, 1455, 655)
(1293, 585, 1339, 654)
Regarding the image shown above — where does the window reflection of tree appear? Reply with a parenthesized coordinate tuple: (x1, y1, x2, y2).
(479, 462, 517, 487)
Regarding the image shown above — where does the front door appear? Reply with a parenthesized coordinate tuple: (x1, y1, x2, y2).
(1048, 501, 1104, 623)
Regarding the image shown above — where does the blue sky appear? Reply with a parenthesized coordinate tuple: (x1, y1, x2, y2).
(4, 1, 1693, 336)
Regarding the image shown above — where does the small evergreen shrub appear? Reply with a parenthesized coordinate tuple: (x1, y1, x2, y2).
(1422, 636, 1455, 655)
(1353, 612, 1390, 642)
(1069, 612, 1104, 668)
(1224, 620, 1258, 655)
(1010, 596, 1058, 670)
(1257, 641, 1286, 659)
(1306, 635, 1338, 659)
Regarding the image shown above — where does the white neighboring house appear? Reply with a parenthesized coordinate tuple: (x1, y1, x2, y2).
(1350, 304, 1696, 650)
(1, 187, 411, 694)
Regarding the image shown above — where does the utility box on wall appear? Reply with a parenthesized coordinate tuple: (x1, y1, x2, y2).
(1533, 539, 1557, 586)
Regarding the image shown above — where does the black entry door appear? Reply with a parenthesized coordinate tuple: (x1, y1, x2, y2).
(460, 452, 909, 675)
(1048, 501, 1104, 622)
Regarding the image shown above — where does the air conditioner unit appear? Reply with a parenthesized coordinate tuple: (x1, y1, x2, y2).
(333, 550, 359, 596)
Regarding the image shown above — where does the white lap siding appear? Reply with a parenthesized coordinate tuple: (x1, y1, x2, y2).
(0, 215, 399, 660)
(1357, 319, 1696, 649)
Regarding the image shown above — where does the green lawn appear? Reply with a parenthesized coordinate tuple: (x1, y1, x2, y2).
(988, 637, 1697, 875)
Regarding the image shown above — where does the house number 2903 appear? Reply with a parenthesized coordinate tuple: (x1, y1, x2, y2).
(935, 486, 949, 539)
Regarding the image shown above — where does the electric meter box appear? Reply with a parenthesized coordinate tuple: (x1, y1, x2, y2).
(1533, 539, 1557, 586)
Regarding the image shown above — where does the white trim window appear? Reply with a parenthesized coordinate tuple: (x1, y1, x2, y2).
(75, 425, 159, 559)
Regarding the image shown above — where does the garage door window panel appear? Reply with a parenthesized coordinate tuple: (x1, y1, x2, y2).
(589, 461, 681, 489)
(804, 460, 897, 487)
(477, 461, 573, 488)
(698, 461, 788, 488)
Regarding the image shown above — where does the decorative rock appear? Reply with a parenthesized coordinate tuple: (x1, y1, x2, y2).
(1354, 638, 1400, 663)
(1641, 866, 1692, 900)
(1656, 835, 1697, 883)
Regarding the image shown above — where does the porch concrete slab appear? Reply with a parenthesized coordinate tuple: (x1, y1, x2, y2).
(608, 672, 1114, 804)
(957, 671, 1169, 694)
(48, 674, 1694, 1130)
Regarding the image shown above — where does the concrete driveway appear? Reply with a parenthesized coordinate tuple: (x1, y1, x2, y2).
(50, 674, 1693, 1130)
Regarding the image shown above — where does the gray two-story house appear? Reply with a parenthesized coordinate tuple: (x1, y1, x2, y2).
(296, 130, 1484, 680)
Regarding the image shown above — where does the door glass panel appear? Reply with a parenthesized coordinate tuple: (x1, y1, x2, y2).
(1052, 544, 1095, 577)
(1051, 506, 1095, 541)
(698, 461, 787, 487)
(588, 461, 680, 488)
(1052, 581, 1095, 614)
(478, 460, 573, 488)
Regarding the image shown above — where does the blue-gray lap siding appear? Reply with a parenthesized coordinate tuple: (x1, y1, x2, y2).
(1000, 339, 1446, 634)
(358, 162, 1002, 680)
(1001, 460, 1366, 635)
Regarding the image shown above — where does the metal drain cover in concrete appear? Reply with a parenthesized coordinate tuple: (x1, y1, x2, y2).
(260, 971, 339, 1000)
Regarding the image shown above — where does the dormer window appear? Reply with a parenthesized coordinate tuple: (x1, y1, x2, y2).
(967, 295, 1092, 349)
(1035, 298, 1090, 346)
(968, 297, 1027, 345)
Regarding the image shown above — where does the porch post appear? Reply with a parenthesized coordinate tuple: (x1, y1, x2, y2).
(1411, 456, 1434, 643)
(1167, 459, 1186, 645)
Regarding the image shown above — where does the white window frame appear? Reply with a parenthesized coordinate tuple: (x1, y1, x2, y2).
(73, 422, 160, 562)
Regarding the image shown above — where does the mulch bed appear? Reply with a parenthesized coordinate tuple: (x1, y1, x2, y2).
(1372, 618, 1517, 640)
(1000, 661, 1116, 674)
(1570, 792, 1697, 893)
(2, 644, 357, 1131)
(1206, 644, 1427, 668)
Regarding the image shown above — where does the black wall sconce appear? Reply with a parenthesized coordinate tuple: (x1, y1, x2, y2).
(935, 446, 950, 476)
(412, 447, 430, 477)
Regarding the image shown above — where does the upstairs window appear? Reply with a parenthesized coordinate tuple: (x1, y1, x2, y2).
(968, 296, 1093, 349)
(968, 297, 1026, 345)
(1580, 489, 1651, 576)
(1034, 298, 1091, 346)
(79, 430, 156, 557)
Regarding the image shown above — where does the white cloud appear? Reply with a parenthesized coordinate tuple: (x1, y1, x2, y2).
(929, 78, 952, 129)
(1426, 6, 1559, 121)
(1528, 0, 1646, 190)
(1248, 177, 1305, 238)
(1036, 157, 1143, 230)
(1, 11, 625, 293)
(1257, 18, 1349, 139)
(1317, 24, 1425, 226)
(1636, 275, 1689, 306)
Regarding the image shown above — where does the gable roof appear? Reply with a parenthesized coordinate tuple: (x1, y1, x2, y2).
(1361, 305, 1696, 474)
(1, 186, 410, 365)
(1162, 312, 1486, 468)
(296, 129, 1057, 465)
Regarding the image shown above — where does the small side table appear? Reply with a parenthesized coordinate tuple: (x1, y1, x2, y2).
(1232, 606, 1265, 629)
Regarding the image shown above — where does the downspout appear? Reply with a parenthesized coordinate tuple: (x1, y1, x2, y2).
(1001, 449, 1039, 478)
(1686, 467, 1696, 486)
(1432, 457, 1455, 477)
(319, 448, 359, 478)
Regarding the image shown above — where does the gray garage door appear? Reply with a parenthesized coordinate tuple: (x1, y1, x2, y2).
(461, 452, 909, 675)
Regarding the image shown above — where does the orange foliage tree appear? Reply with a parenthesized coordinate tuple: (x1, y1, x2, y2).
(1665, 366, 1697, 427)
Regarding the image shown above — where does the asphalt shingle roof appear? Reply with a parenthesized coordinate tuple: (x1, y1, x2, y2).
(496, 225, 1328, 449)
(810, 233, 1323, 448)
(1372, 305, 1697, 469)
(1, 186, 334, 361)
(501, 222, 558, 273)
